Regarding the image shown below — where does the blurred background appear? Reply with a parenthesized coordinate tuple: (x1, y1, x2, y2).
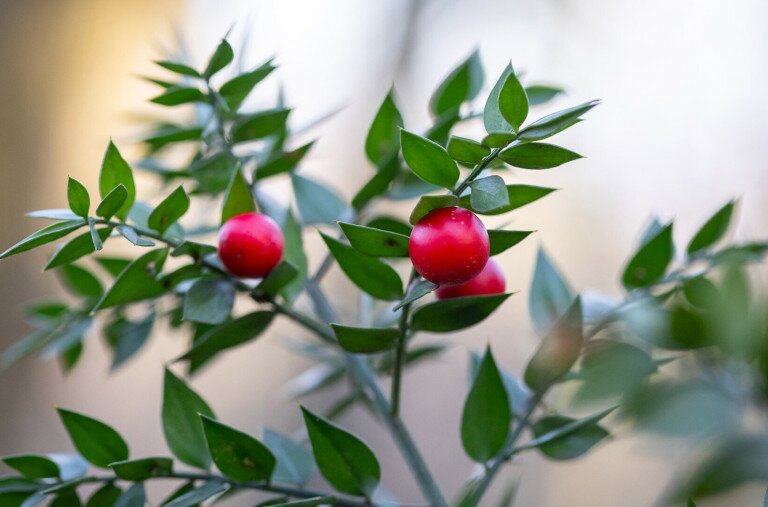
(1, 0, 767, 505)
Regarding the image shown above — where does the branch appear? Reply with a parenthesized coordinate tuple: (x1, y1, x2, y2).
(391, 268, 419, 417)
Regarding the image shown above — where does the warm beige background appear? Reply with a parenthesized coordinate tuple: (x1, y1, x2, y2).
(1, 0, 767, 505)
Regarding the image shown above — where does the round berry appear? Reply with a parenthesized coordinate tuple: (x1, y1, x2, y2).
(409, 206, 490, 285)
(435, 257, 505, 299)
(218, 212, 284, 278)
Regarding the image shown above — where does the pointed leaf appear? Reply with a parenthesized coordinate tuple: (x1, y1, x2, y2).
(525, 85, 564, 106)
(430, 50, 484, 116)
(57, 409, 128, 468)
(460, 185, 556, 216)
(498, 70, 528, 132)
(162, 368, 215, 469)
(148, 185, 190, 234)
(232, 109, 290, 144)
(2, 455, 60, 479)
(164, 481, 226, 507)
(409, 195, 459, 225)
(201, 415, 276, 482)
(94, 248, 168, 310)
(98, 142, 135, 221)
(528, 411, 611, 460)
(393, 279, 439, 311)
(67, 178, 90, 218)
(447, 136, 491, 166)
(365, 91, 403, 163)
(410, 293, 512, 333)
(400, 130, 459, 189)
(518, 100, 600, 141)
(95, 185, 128, 220)
(687, 201, 735, 255)
(530, 248, 574, 332)
(110, 457, 173, 481)
(263, 429, 316, 486)
(331, 324, 399, 354)
(203, 39, 234, 79)
(151, 87, 205, 107)
(484, 64, 515, 134)
(352, 152, 399, 210)
(221, 169, 255, 225)
(469, 175, 510, 212)
(155, 61, 200, 77)
(220, 59, 276, 110)
(338, 222, 409, 258)
(489, 230, 533, 256)
(183, 279, 234, 325)
(500, 143, 583, 169)
(622, 223, 674, 288)
(291, 174, 348, 225)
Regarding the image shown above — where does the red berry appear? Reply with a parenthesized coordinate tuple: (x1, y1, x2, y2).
(218, 212, 284, 278)
(435, 257, 505, 299)
(409, 206, 490, 285)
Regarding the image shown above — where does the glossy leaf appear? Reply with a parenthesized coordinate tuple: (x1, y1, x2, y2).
(110, 457, 173, 481)
(409, 195, 459, 225)
(498, 69, 528, 132)
(162, 368, 215, 469)
(183, 279, 234, 325)
(301, 406, 380, 497)
(232, 109, 290, 144)
(622, 223, 674, 288)
(400, 130, 460, 190)
(98, 141, 135, 221)
(221, 169, 255, 225)
(469, 175, 509, 212)
(365, 91, 403, 164)
(148, 185, 190, 234)
(203, 39, 234, 79)
(430, 50, 484, 116)
(95, 185, 128, 220)
(263, 429, 315, 486)
(0, 220, 85, 260)
(410, 293, 512, 333)
(484, 63, 515, 134)
(687, 201, 735, 255)
(338, 222, 409, 258)
(94, 248, 168, 310)
(499, 143, 582, 169)
(518, 100, 599, 141)
(2, 454, 60, 479)
(331, 324, 399, 354)
(201, 415, 276, 482)
(461, 347, 511, 462)
(529, 248, 574, 332)
(447, 136, 491, 166)
(459, 185, 556, 216)
(67, 178, 89, 218)
(489, 230, 533, 256)
(291, 174, 348, 225)
(57, 409, 129, 468)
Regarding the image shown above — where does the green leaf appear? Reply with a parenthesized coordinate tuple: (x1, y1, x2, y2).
(484, 64, 515, 134)
(255, 261, 299, 297)
(95, 185, 128, 220)
(498, 69, 528, 132)
(177, 311, 275, 367)
(320, 234, 403, 301)
(57, 409, 129, 468)
(482, 132, 517, 148)
(221, 169, 255, 225)
(529, 248, 574, 332)
(94, 248, 168, 310)
(278, 209, 307, 303)
(469, 175, 510, 213)
(58, 264, 104, 299)
(116, 225, 154, 247)
(0, 220, 85, 260)
(331, 324, 399, 354)
(144, 126, 203, 152)
(489, 230, 533, 256)
(426, 107, 461, 146)
(461, 347, 511, 462)
(232, 109, 290, 144)
(162, 368, 215, 469)
(409, 195, 459, 225)
(338, 222, 409, 258)
(400, 130, 460, 189)
(622, 223, 674, 288)
(291, 174, 348, 225)
(459, 185, 556, 216)
(256, 142, 314, 180)
(430, 50, 484, 116)
(94, 257, 131, 277)
(88, 219, 104, 251)
(687, 201, 735, 255)
(688, 499, 698, 507)
(183, 279, 234, 325)
(98, 141, 135, 221)
(155, 61, 200, 78)
(2, 454, 60, 479)
(365, 91, 403, 164)
(110, 457, 173, 480)
(220, 59, 276, 110)
(148, 185, 190, 234)
(525, 85, 564, 106)
(524, 298, 583, 391)
(366, 216, 412, 236)
(301, 406, 380, 497)
(151, 86, 205, 107)
(105, 313, 155, 370)
(528, 410, 611, 460)
(410, 293, 512, 333)
(86, 484, 122, 507)
(171, 241, 217, 259)
(352, 152, 400, 210)
(447, 136, 491, 166)
(518, 100, 600, 141)
(393, 279, 439, 311)
(164, 481, 226, 507)
(26, 209, 81, 220)
(67, 178, 90, 218)
(203, 39, 234, 79)
(200, 415, 276, 482)
(263, 429, 316, 486)
(499, 143, 582, 169)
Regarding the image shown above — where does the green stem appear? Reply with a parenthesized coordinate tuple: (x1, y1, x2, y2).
(452, 147, 505, 197)
(391, 268, 418, 417)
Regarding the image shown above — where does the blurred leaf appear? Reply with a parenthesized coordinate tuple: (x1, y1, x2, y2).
(461, 347, 510, 462)
(279, 209, 307, 303)
(2, 455, 60, 479)
(489, 230, 533, 256)
(155, 61, 200, 77)
(95, 185, 128, 221)
(459, 184, 555, 216)
(622, 223, 674, 289)
(0, 220, 85, 260)
(500, 143, 582, 169)
(105, 313, 154, 370)
(447, 136, 491, 166)
(393, 279, 439, 311)
(172, 241, 217, 260)
(203, 39, 234, 79)
(254, 261, 299, 297)
(98, 142, 135, 221)
(352, 153, 400, 210)
(151, 86, 205, 107)
(291, 174, 348, 225)
(338, 222, 409, 258)
(400, 130, 460, 190)
(58, 264, 103, 299)
(221, 169, 255, 225)
(425, 107, 461, 147)
(201, 415, 276, 482)
(525, 85, 564, 106)
(524, 298, 582, 391)
(301, 406, 380, 497)
(409, 195, 459, 225)
(67, 178, 90, 218)
(110, 457, 173, 481)
(365, 91, 403, 164)
(57, 409, 128, 468)
(232, 109, 290, 144)
(26, 209, 81, 221)
(256, 142, 314, 180)
(88, 219, 103, 251)
(148, 186, 190, 234)
(469, 175, 510, 212)
(411, 293, 512, 333)
(94, 248, 168, 310)
(220, 59, 276, 110)
(687, 201, 735, 255)
(430, 50, 483, 116)
(144, 125, 203, 152)
(116, 225, 154, 247)
(530, 248, 574, 333)
(263, 428, 315, 486)
(86, 484, 122, 507)
(518, 100, 599, 141)
(498, 69, 528, 132)
(331, 324, 399, 354)
(164, 481, 226, 507)
(469, 351, 531, 417)
(162, 368, 215, 469)
(321, 233, 403, 301)
(188, 153, 236, 194)
(528, 410, 611, 460)
(183, 279, 234, 325)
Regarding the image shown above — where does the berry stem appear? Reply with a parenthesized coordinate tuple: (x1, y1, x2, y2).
(391, 268, 419, 417)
